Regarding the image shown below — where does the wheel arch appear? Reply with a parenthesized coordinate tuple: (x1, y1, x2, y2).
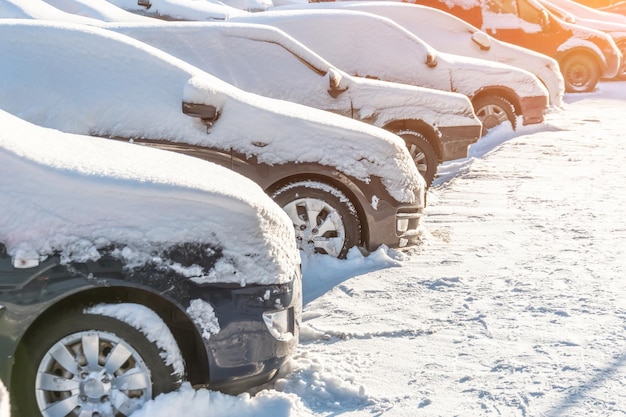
(382, 119, 442, 162)
(265, 173, 370, 252)
(471, 87, 522, 119)
(12, 285, 210, 388)
(557, 47, 604, 75)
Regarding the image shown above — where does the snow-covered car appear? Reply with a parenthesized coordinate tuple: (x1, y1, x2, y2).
(39, 0, 157, 21)
(283, 1, 564, 107)
(0, 20, 425, 259)
(0, 0, 103, 23)
(105, 0, 249, 20)
(408, 0, 622, 92)
(537, 0, 626, 77)
(108, 21, 482, 185)
(231, 9, 550, 133)
(0, 108, 302, 417)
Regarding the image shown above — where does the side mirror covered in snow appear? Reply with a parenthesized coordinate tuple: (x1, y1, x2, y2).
(328, 67, 348, 98)
(471, 31, 491, 50)
(183, 102, 220, 127)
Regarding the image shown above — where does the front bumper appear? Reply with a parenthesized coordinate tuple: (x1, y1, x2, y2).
(438, 124, 482, 161)
(198, 273, 302, 393)
(519, 95, 549, 126)
(358, 177, 426, 252)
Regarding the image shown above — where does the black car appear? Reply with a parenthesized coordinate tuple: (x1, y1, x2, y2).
(0, 110, 301, 417)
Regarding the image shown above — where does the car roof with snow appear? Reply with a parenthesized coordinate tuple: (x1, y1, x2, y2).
(0, 0, 103, 23)
(0, 19, 422, 204)
(34, 0, 157, 22)
(106, 0, 250, 20)
(0, 109, 299, 285)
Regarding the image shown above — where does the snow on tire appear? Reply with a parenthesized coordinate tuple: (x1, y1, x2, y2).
(14, 310, 182, 417)
(272, 181, 361, 259)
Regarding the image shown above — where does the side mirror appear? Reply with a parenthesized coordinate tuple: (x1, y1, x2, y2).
(540, 9, 551, 30)
(182, 102, 220, 127)
(328, 67, 348, 98)
(425, 51, 437, 68)
(471, 31, 491, 51)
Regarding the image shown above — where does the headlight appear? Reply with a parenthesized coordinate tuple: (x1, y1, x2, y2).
(263, 308, 294, 342)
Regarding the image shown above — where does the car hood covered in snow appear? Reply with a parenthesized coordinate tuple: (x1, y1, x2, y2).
(0, 20, 423, 204)
(0, 109, 299, 285)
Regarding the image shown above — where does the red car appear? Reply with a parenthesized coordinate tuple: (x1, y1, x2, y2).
(408, 0, 622, 92)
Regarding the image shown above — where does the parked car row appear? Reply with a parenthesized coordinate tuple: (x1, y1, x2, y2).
(2, 0, 625, 414)
(0, 17, 427, 417)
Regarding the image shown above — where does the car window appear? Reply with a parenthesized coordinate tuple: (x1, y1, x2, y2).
(212, 36, 329, 103)
(265, 15, 430, 85)
(485, 0, 519, 15)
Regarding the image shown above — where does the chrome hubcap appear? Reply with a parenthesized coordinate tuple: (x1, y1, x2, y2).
(35, 331, 152, 417)
(282, 197, 345, 257)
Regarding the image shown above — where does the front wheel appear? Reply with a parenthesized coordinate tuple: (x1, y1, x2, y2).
(396, 130, 438, 187)
(473, 95, 517, 132)
(272, 181, 361, 258)
(14, 312, 181, 417)
(561, 54, 599, 93)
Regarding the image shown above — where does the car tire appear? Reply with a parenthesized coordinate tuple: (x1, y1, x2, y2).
(396, 130, 438, 187)
(13, 311, 181, 417)
(473, 95, 517, 132)
(561, 54, 599, 93)
(272, 181, 361, 258)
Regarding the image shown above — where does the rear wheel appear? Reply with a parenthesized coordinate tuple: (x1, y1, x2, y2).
(14, 312, 180, 417)
(473, 95, 517, 132)
(396, 130, 438, 187)
(272, 181, 360, 258)
(561, 54, 599, 92)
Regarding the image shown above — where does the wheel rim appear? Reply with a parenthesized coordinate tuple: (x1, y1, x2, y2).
(406, 142, 428, 179)
(35, 330, 152, 417)
(282, 197, 345, 257)
(475, 103, 509, 130)
(566, 62, 591, 90)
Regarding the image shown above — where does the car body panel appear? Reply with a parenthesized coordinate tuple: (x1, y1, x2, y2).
(0, 248, 301, 394)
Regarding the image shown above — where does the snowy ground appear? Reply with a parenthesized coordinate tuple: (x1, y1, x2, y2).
(6, 81, 625, 417)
